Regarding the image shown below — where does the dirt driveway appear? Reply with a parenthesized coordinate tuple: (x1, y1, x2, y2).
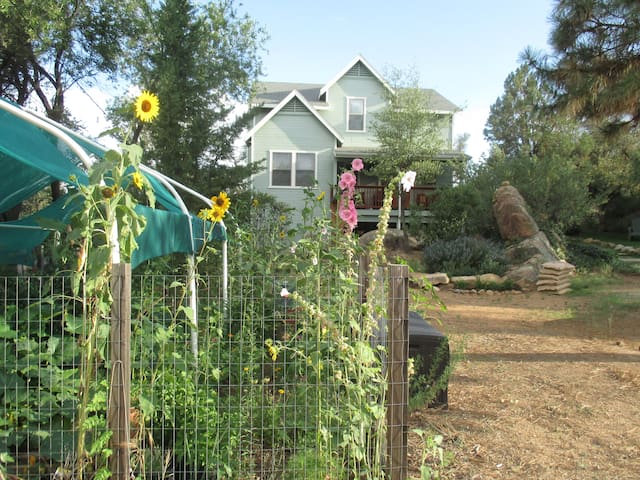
(409, 273, 640, 480)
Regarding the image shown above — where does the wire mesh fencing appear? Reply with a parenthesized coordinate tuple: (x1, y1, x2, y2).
(1, 268, 410, 480)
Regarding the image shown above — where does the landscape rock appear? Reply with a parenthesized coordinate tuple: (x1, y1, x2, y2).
(359, 229, 422, 251)
(478, 273, 503, 284)
(493, 181, 540, 241)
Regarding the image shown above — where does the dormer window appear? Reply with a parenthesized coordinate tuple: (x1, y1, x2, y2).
(347, 97, 366, 132)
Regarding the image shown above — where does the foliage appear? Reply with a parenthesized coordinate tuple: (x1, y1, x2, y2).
(408, 341, 455, 411)
(0, 0, 145, 120)
(428, 63, 605, 242)
(423, 236, 507, 277)
(425, 164, 501, 242)
(565, 238, 620, 272)
(369, 67, 447, 184)
(484, 64, 555, 158)
(526, 0, 640, 134)
(412, 428, 453, 480)
(452, 278, 520, 292)
(109, 0, 267, 203)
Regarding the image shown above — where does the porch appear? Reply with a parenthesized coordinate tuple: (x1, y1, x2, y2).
(331, 185, 437, 226)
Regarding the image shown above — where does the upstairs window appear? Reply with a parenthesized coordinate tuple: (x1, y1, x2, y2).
(270, 151, 316, 187)
(347, 97, 366, 132)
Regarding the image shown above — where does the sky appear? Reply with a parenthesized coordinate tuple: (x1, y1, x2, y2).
(69, 0, 557, 161)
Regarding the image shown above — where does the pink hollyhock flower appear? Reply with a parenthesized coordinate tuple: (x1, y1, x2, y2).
(280, 287, 290, 298)
(339, 198, 358, 231)
(351, 158, 364, 172)
(338, 171, 356, 192)
(339, 171, 356, 191)
(401, 171, 417, 192)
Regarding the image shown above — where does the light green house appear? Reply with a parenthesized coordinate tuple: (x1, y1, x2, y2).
(244, 55, 462, 228)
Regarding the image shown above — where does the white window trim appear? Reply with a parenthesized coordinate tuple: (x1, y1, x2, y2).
(269, 150, 318, 188)
(346, 96, 366, 132)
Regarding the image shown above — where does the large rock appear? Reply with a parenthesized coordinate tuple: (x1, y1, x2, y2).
(493, 181, 539, 241)
(492, 182, 561, 289)
(359, 229, 422, 251)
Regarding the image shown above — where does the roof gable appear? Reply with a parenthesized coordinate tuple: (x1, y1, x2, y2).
(244, 90, 344, 143)
(319, 55, 393, 99)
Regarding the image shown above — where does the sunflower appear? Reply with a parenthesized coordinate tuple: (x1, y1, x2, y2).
(211, 191, 231, 212)
(132, 171, 144, 190)
(135, 91, 160, 123)
(207, 206, 225, 222)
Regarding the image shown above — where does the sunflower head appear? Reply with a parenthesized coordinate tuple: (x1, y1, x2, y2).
(207, 206, 225, 222)
(135, 91, 160, 123)
(212, 191, 231, 212)
(132, 171, 144, 190)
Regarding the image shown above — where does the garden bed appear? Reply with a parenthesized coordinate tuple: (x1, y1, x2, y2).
(408, 273, 640, 479)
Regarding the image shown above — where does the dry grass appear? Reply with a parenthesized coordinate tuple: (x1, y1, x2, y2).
(408, 273, 640, 479)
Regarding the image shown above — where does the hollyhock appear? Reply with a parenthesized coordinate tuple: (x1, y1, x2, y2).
(400, 171, 416, 192)
(351, 158, 364, 172)
(338, 171, 357, 192)
(339, 198, 358, 232)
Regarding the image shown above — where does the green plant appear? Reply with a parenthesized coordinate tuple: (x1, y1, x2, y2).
(424, 236, 507, 276)
(565, 239, 619, 272)
(412, 428, 453, 479)
(453, 278, 520, 291)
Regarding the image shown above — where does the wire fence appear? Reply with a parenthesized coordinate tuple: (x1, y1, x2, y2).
(1, 268, 410, 480)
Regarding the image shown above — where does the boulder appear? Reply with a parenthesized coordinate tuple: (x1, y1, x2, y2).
(493, 181, 539, 241)
(359, 229, 422, 251)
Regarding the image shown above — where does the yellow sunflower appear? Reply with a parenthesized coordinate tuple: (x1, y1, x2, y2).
(211, 191, 231, 212)
(135, 91, 160, 123)
(207, 206, 225, 222)
(132, 171, 144, 190)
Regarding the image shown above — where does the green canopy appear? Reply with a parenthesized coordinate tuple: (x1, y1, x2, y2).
(0, 97, 226, 269)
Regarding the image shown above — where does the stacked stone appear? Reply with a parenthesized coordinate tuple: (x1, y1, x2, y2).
(536, 262, 576, 294)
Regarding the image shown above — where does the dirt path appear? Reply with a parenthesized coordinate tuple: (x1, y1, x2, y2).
(408, 274, 640, 480)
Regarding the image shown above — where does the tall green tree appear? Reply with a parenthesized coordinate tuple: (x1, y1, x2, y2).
(0, 0, 145, 120)
(484, 64, 556, 158)
(124, 0, 266, 200)
(0, 0, 146, 202)
(484, 63, 607, 235)
(369, 67, 447, 184)
(526, 0, 640, 134)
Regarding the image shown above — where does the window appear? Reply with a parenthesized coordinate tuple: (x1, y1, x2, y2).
(270, 151, 316, 187)
(347, 97, 366, 131)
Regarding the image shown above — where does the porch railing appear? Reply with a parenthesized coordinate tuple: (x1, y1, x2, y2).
(332, 185, 437, 210)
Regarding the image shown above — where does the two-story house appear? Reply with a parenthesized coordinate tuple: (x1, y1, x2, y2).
(243, 55, 463, 228)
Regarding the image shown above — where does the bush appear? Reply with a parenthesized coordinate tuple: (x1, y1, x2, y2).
(423, 236, 507, 276)
(565, 239, 618, 271)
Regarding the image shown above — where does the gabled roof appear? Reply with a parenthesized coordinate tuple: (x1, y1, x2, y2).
(251, 82, 325, 108)
(319, 54, 393, 98)
(250, 55, 460, 114)
(244, 89, 344, 144)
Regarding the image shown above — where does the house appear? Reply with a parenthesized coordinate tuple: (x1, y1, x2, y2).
(243, 55, 463, 228)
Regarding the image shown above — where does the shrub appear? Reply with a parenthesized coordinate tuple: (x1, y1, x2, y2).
(565, 239, 618, 272)
(423, 236, 507, 276)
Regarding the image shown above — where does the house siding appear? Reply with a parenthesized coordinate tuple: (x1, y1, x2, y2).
(319, 75, 386, 148)
(250, 109, 336, 223)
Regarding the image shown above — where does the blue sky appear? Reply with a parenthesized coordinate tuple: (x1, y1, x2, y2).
(237, 0, 557, 161)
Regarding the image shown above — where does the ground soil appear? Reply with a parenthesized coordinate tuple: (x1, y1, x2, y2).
(407, 272, 640, 480)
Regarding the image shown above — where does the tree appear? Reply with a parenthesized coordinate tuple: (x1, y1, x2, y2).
(526, 0, 640, 134)
(0, 0, 145, 119)
(369, 67, 447, 184)
(484, 64, 556, 158)
(118, 0, 266, 201)
(434, 63, 608, 241)
(1, 0, 147, 203)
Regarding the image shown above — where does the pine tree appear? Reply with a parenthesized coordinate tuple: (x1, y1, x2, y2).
(527, 0, 640, 134)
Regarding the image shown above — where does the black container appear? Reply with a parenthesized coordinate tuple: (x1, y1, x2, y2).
(408, 311, 449, 408)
